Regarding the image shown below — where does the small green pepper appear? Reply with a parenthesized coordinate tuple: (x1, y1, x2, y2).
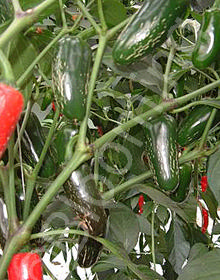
(192, 0, 220, 69)
(170, 163, 192, 202)
(144, 114, 179, 192)
(178, 105, 219, 147)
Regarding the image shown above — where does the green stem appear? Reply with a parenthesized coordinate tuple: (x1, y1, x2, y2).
(14, 100, 33, 154)
(0, 0, 58, 49)
(103, 171, 152, 200)
(0, 167, 11, 220)
(162, 43, 175, 99)
(58, 0, 67, 28)
(199, 108, 218, 150)
(0, 49, 15, 83)
(77, 35, 107, 148)
(98, 0, 107, 32)
(77, 0, 101, 34)
(172, 99, 220, 114)
(23, 108, 60, 220)
(8, 135, 19, 234)
(151, 203, 156, 271)
(12, 0, 23, 14)
(107, 16, 132, 40)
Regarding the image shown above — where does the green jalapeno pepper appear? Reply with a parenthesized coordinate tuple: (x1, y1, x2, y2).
(145, 114, 179, 192)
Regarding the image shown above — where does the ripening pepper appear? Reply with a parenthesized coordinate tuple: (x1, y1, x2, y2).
(7, 253, 43, 280)
(0, 83, 24, 159)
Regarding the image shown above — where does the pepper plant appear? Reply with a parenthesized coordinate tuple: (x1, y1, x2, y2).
(0, 0, 220, 279)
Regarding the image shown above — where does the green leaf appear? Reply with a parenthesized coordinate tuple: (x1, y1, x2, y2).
(207, 149, 220, 205)
(156, 205, 170, 225)
(92, 254, 126, 273)
(166, 216, 190, 275)
(102, 48, 163, 94)
(50, 245, 62, 262)
(122, 125, 147, 176)
(140, 186, 197, 223)
(137, 214, 153, 236)
(187, 243, 209, 263)
(19, 0, 67, 19)
(27, 29, 55, 76)
(8, 34, 37, 102)
(107, 203, 139, 252)
(178, 248, 220, 280)
(212, 222, 220, 234)
(105, 271, 130, 280)
(90, 0, 127, 27)
(43, 199, 78, 229)
(135, 264, 165, 280)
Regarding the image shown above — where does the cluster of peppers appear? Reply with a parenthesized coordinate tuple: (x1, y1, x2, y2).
(111, 0, 219, 232)
(0, 35, 107, 277)
(0, 0, 219, 277)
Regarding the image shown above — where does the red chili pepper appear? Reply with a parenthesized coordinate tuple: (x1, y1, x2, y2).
(138, 194, 145, 214)
(0, 83, 24, 159)
(201, 207, 209, 234)
(201, 175, 208, 192)
(7, 252, 43, 280)
(51, 101, 63, 117)
(97, 126, 103, 137)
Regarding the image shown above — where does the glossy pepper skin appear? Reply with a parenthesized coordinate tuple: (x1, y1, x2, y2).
(52, 36, 91, 121)
(177, 105, 219, 147)
(7, 253, 43, 280)
(145, 114, 179, 192)
(201, 208, 209, 234)
(170, 163, 192, 203)
(0, 197, 9, 249)
(112, 0, 189, 65)
(20, 112, 57, 178)
(0, 83, 24, 159)
(63, 164, 107, 268)
(54, 124, 78, 165)
(192, 0, 220, 69)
